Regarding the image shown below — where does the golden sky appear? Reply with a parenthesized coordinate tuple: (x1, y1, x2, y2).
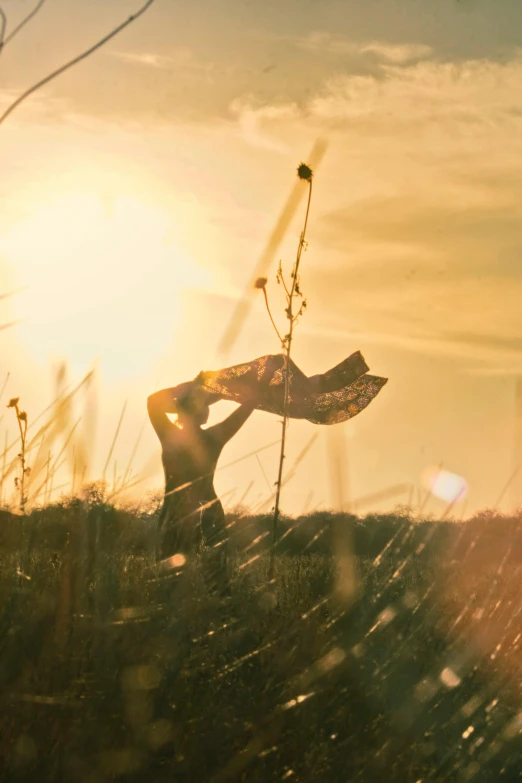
(2, 0, 522, 516)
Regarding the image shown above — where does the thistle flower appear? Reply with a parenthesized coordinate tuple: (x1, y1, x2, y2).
(7, 397, 19, 408)
(255, 276, 283, 343)
(18, 411, 27, 422)
(297, 163, 313, 182)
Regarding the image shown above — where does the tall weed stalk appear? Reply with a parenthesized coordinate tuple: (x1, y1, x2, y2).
(256, 162, 315, 580)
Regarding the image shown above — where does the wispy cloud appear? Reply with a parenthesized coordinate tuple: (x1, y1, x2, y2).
(292, 32, 433, 64)
(110, 51, 170, 69)
(358, 41, 434, 64)
(5, 40, 522, 370)
(109, 48, 215, 80)
(308, 55, 522, 130)
(229, 98, 299, 151)
(462, 367, 522, 377)
(301, 322, 522, 368)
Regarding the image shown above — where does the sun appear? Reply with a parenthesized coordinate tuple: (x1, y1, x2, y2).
(0, 188, 212, 378)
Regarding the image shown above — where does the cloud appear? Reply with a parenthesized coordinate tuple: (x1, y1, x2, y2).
(305, 258, 522, 367)
(109, 48, 216, 80)
(318, 196, 522, 280)
(461, 367, 522, 377)
(301, 322, 522, 368)
(220, 53, 522, 366)
(5, 44, 522, 369)
(224, 53, 522, 174)
(359, 42, 434, 64)
(293, 32, 433, 65)
(110, 51, 171, 69)
(308, 55, 522, 132)
(229, 98, 299, 151)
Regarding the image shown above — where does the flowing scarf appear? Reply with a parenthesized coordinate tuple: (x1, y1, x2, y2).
(197, 351, 387, 425)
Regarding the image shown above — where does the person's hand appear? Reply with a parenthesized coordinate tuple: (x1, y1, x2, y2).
(193, 372, 223, 404)
(172, 381, 196, 399)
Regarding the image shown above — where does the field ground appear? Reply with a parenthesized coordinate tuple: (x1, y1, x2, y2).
(0, 501, 520, 781)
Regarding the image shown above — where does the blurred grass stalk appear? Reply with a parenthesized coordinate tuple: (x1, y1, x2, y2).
(327, 425, 360, 610)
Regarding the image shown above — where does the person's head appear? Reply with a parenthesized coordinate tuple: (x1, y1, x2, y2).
(176, 391, 209, 428)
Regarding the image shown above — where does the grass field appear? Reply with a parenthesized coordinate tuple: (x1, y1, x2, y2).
(0, 497, 520, 781)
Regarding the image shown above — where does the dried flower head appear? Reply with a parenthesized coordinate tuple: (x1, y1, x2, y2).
(297, 163, 313, 182)
(254, 277, 268, 290)
(18, 411, 27, 422)
(7, 397, 19, 408)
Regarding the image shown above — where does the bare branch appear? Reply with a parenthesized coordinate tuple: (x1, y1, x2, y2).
(0, 0, 47, 51)
(0, 0, 157, 126)
(0, 8, 6, 53)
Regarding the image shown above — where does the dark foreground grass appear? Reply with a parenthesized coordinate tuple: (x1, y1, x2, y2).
(0, 503, 520, 782)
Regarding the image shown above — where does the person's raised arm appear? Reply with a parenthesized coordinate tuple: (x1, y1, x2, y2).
(206, 401, 256, 448)
(147, 386, 184, 442)
(147, 381, 215, 441)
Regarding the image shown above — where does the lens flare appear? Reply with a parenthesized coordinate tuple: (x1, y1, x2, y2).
(422, 467, 468, 504)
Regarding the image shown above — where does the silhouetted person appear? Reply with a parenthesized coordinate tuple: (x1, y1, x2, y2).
(147, 360, 278, 596)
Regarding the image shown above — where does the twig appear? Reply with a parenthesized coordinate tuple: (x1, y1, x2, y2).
(27, 454, 67, 506)
(71, 445, 77, 495)
(47, 469, 53, 504)
(0, 0, 157, 126)
(418, 463, 443, 516)
(261, 287, 283, 343)
(43, 451, 51, 504)
(277, 260, 291, 298)
(121, 420, 147, 488)
(0, 8, 6, 53)
(257, 433, 318, 514)
(49, 419, 82, 482)
(256, 453, 272, 493)
(0, 372, 9, 401)
(237, 479, 254, 507)
(495, 465, 520, 509)
(0, 0, 47, 50)
(102, 401, 126, 482)
(106, 472, 150, 502)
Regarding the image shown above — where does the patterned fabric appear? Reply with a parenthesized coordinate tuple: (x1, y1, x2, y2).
(198, 351, 387, 425)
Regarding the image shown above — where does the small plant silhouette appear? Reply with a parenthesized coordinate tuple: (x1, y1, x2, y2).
(256, 161, 314, 580)
(7, 396, 31, 586)
(7, 396, 30, 514)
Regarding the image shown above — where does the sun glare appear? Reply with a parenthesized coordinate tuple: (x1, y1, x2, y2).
(0, 189, 212, 378)
(422, 466, 468, 505)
